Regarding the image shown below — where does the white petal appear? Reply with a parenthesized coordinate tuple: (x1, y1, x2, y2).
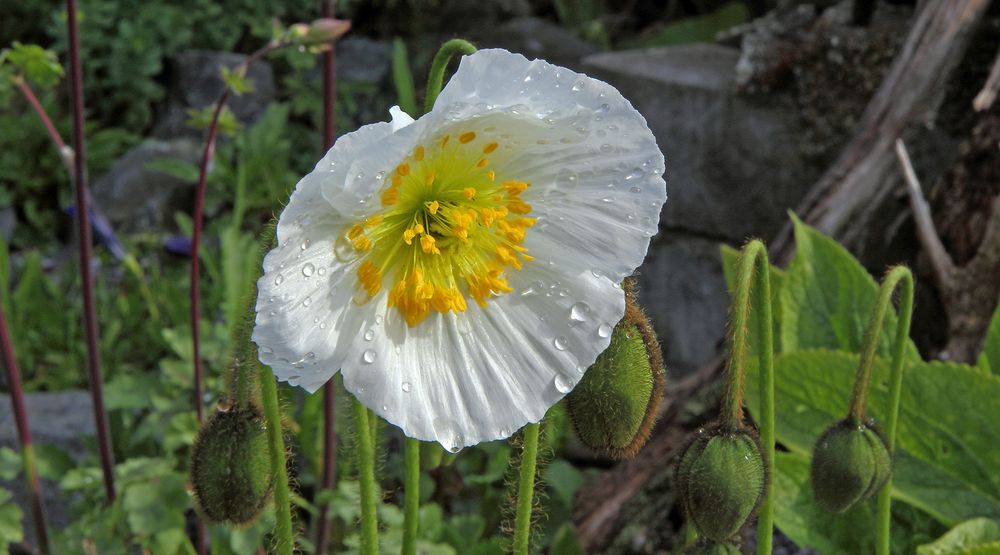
(337, 265, 624, 449)
(389, 105, 415, 131)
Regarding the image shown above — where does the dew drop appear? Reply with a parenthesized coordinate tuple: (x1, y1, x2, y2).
(302, 297, 312, 307)
(402, 381, 412, 393)
(554, 375, 573, 393)
(601, 196, 614, 203)
(596, 103, 610, 113)
(302, 263, 315, 277)
(569, 302, 591, 323)
(334, 232, 360, 262)
(630, 186, 642, 193)
(375, 315, 383, 325)
(364, 329, 375, 341)
(553, 336, 568, 351)
(571, 81, 585, 92)
(300, 239, 310, 250)
(600, 144, 613, 153)
(598, 323, 613, 338)
(362, 349, 376, 364)
(317, 267, 327, 276)
(274, 273, 285, 286)
(434, 417, 463, 453)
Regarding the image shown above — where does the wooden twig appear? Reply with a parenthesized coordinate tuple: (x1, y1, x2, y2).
(973, 47, 1000, 111)
(773, 0, 991, 258)
(895, 139, 955, 286)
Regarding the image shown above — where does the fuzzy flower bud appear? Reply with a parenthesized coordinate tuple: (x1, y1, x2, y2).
(676, 427, 766, 542)
(810, 418, 891, 513)
(191, 406, 274, 524)
(566, 280, 665, 458)
(305, 18, 351, 44)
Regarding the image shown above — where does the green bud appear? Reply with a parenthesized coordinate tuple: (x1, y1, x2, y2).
(684, 540, 742, 555)
(305, 18, 351, 44)
(191, 406, 274, 524)
(810, 418, 891, 513)
(676, 428, 766, 542)
(566, 280, 665, 459)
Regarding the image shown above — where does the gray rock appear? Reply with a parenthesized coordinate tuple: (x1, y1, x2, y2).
(1, 390, 96, 536)
(91, 138, 201, 233)
(635, 233, 730, 376)
(0, 206, 14, 240)
(153, 50, 276, 139)
(337, 36, 393, 85)
(474, 16, 600, 71)
(583, 43, 821, 241)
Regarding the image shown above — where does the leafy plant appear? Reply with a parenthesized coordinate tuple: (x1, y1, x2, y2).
(721, 217, 1000, 554)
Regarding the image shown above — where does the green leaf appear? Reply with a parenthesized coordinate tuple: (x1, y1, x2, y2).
(4, 42, 64, 87)
(978, 304, 1000, 375)
(0, 448, 19, 480)
(621, 2, 748, 48)
(780, 215, 918, 359)
(0, 488, 23, 548)
(746, 349, 1000, 526)
(918, 518, 1000, 555)
(143, 158, 199, 183)
(550, 522, 586, 555)
(720, 243, 784, 356)
(33, 443, 75, 480)
(392, 38, 417, 116)
(220, 65, 254, 96)
(122, 472, 188, 535)
(443, 513, 485, 550)
(544, 460, 585, 508)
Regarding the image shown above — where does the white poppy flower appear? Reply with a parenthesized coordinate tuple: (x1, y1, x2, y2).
(253, 48, 666, 450)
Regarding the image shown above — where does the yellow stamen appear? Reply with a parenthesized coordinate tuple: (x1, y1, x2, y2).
(483, 142, 499, 154)
(463, 188, 476, 200)
(397, 163, 410, 176)
(414, 145, 424, 161)
(427, 200, 440, 215)
(459, 131, 476, 144)
(476, 158, 489, 168)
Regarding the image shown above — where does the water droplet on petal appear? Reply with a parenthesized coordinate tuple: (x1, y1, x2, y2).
(318, 267, 327, 276)
(434, 417, 463, 453)
(300, 239, 310, 250)
(402, 381, 412, 393)
(569, 302, 591, 324)
(554, 375, 573, 393)
(364, 329, 375, 341)
(598, 323, 613, 338)
(362, 349, 376, 364)
(334, 232, 360, 262)
(554, 336, 568, 351)
(274, 274, 285, 286)
(302, 297, 312, 307)
(302, 263, 315, 277)
(600, 144, 613, 153)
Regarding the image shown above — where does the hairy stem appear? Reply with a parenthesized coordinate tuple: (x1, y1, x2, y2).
(259, 365, 295, 555)
(402, 438, 420, 555)
(0, 302, 49, 554)
(353, 398, 379, 555)
(865, 267, 914, 555)
(66, 0, 116, 504)
(513, 422, 540, 555)
(423, 39, 477, 114)
(723, 240, 776, 554)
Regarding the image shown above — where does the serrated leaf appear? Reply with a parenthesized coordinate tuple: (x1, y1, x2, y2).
(746, 349, 1000, 526)
(220, 65, 254, 96)
(918, 518, 1000, 555)
(4, 42, 64, 87)
(780, 215, 918, 359)
(978, 304, 1000, 375)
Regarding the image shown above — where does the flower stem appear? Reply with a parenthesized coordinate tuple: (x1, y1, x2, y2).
(315, 11, 340, 548)
(859, 266, 913, 555)
(13, 79, 72, 173)
(258, 364, 295, 555)
(353, 398, 379, 555)
(66, 0, 116, 504)
(423, 39, 477, 114)
(402, 438, 420, 555)
(513, 422, 540, 555)
(0, 302, 50, 555)
(723, 240, 775, 555)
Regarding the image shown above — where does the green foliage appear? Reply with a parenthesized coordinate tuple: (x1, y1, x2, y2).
(0, 488, 24, 550)
(723, 217, 1000, 553)
(553, 0, 609, 49)
(917, 519, 1000, 555)
(622, 2, 748, 49)
(978, 305, 1000, 375)
(392, 38, 418, 116)
(1, 42, 64, 86)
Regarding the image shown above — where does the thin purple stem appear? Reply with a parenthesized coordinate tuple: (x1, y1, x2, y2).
(66, 0, 116, 504)
(0, 302, 50, 554)
(315, 3, 339, 552)
(14, 79, 72, 173)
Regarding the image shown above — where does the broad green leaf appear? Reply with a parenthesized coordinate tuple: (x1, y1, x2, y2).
(443, 513, 485, 551)
(33, 443, 75, 480)
(772, 452, 877, 554)
(620, 2, 748, 48)
(392, 38, 417, 116)
(3, 42, 64, 87)
(918, 518, 1000, 555)
(746, 349, 1000, 525)
(780, 215, 918, 359)
(0, 448, 19, 480)
(0, 488, 23, 548)
(544, 460, 585, 508)
(720, 243, 784, 356)
(978, 304, 1000, 375)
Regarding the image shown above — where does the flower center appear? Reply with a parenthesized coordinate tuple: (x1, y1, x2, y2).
(344, 130, 536, 326)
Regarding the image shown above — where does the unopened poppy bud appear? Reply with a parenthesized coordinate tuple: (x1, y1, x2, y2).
(191, 406, 274, 524)
(684, 540, 742, 554)
(810, 418, 891, 513)
(306, 18, 351, 44)
(676, 428, 766, 542)
(566, 281, 665, 458)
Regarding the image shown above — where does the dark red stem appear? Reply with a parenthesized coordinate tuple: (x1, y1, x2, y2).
(0, 303, 50, 553)
(315, 4, 339, 553)
(66, 0, 116, 504)
(15, 79, 71, 173)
